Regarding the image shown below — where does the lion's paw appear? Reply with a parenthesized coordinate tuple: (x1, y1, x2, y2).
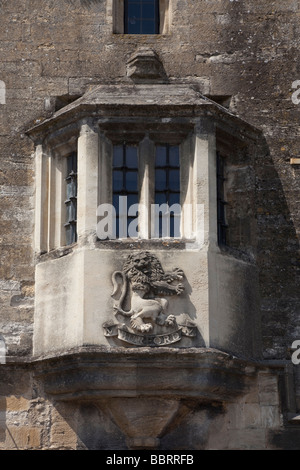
(175, 283, 185, 295)
(140, 323, 153, 333)
(165, 315, 177, 326)
(173, 268, 184, 280)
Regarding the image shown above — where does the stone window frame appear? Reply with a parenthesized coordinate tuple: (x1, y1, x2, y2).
(33, 116, 216, 254)
(97, 120, 203, 242)
(34, 130, 78, 253)
(110, 0, 171, 34)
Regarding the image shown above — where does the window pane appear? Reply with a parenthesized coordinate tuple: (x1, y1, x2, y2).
(66, 201, 76, 223)
(66, 179, 77, 199)
(142, 3, 155, 18)
(65, 224, 76, 246)
(154, 144, 181, 238)
(113, 195, 120, 215)
(155, 169, 166, 191)
(170, 217, 176, 238)
(126, 171, 138, 191)
(141, 20, 156, 34)
(169, 146, 180, 167)
(125, 0, 159, 34)
(155, 193, 167, 205)
(113, 144, 139, 239)
(67, 153, 77, 175)
(65, 153, 77, 246)
(128, 3, 141, 18)
(169, 193, 180, 206)
(113, 146, 123, 167)
(113, 170, 123, 192)
(126, 146, 138, 168)
(217, 152, 227, 246)
(127, 19, 141, 34)
(127, 194, 139, 209)
(155, 146, 167, 167)
(169, 169, 180, 191)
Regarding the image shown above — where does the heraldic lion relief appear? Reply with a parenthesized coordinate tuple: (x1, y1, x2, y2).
(103, 251, 197, 346)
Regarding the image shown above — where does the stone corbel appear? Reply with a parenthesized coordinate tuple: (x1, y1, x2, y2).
(127, 47, 168, 83)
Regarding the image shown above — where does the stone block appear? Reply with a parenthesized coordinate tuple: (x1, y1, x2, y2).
(261, 406, 281, 429)
(227, 429, 266, 450)
(6, 396, 30, 412)
(243, 382, 260, 404)
(4, 426, 41, 450)
(50, 421, 77, 449)
(243, 403, 262, 429)
(226, 403, 244, 430)
(258, 373, 280, 406)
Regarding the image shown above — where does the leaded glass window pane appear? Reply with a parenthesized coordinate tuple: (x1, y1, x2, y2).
(217, 151, 228, 246)
(64, 152, 77, 245)
(155, 144, 181, 238)
(113, 144, 139, 238)
(124, 0, 159, 34)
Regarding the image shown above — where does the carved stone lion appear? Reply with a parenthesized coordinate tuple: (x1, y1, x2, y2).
(111, 251, 185, 333)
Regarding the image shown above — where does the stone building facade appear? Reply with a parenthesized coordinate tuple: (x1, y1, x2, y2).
(0, 0, 299, 450)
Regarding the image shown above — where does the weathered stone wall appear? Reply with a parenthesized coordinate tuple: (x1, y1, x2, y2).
(0, 0, 299, 449)
(0, 360, 296, 450)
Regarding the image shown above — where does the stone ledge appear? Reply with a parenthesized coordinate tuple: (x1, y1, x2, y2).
(30, 346, 273, 403)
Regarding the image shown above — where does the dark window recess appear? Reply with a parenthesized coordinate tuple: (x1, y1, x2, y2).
(216, 151, 228, 246)
(64, 152, 77, 245)
(113, 144, 139, 238)
(124, 0, 159, 34)
(155, 144, 180, 237)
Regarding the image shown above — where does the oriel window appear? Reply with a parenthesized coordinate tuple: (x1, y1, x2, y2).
(64, 152, 78, 245)
(124, 0, 160, 34)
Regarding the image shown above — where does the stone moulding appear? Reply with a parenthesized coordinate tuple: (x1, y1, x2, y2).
(26, 83, 261, 145)
(33, 347, 258, 402)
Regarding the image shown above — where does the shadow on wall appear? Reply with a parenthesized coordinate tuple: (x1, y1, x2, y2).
(160, 402, 224, 450)
(0, 398, 20, 449)
(0, 397, 5, 443)
(53, 399, 226, 450)
(53, 401, 128, 450)
(255, 137, 300, 362)
(219, 0, 300, 363)
(53, 399, 221, 450)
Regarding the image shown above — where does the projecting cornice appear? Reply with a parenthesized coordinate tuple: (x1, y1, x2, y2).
(26, 83, 262, 144)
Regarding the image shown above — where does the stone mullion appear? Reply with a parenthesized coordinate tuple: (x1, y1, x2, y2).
(139, 135, 155, 239)
(77, 119, 100, 240)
